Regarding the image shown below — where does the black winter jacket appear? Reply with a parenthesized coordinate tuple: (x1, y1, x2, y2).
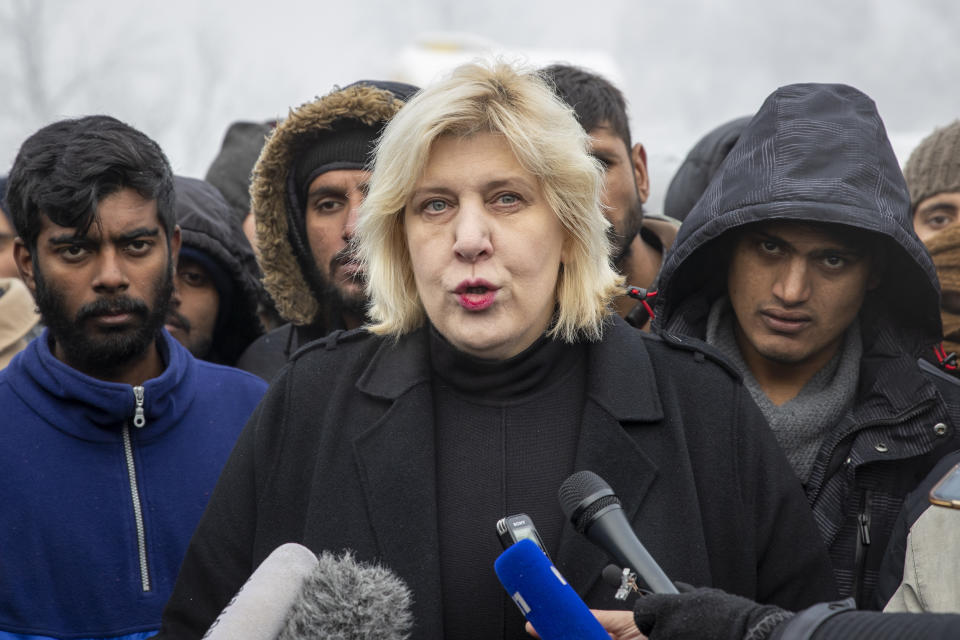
(157, 317, 837, 639)
(654, 83, 960, 607)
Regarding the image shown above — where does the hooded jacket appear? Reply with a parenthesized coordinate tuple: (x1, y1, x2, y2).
(236, 81, 415, 381)
(654, 83, 960, 608)
(174, 175, 263, 366)
(0, 329, 267, 640)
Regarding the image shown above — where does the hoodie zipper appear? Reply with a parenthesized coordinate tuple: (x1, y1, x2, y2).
(123, 385, 151, 592)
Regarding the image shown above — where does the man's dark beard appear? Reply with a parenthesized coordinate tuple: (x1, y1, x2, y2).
(35, 264, 174, 378)
(322, 247, 369, 328)
(609, 199, 645, 267)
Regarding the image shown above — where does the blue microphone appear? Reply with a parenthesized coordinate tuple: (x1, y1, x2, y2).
(494, 539, 610, 640)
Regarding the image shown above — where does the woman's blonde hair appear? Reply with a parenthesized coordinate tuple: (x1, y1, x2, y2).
(357, 61, 623, 342)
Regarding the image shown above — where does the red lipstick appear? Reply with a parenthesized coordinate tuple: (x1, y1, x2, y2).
(455, 279, 498, 311)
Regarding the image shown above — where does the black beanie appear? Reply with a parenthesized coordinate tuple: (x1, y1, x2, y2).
(290, 80, 419, 214)
(292, 120, 380, 207)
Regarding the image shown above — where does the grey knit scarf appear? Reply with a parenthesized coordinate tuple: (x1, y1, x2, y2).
(705, 297, 861, 484)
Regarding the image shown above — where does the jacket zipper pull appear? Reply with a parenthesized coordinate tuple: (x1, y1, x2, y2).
(133, 385, 146, 428)
(858, 508, 871, 546)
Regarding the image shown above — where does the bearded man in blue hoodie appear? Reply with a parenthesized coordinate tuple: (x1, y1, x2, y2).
(0, 115, 267, 640)
(654, 83, 960, 609)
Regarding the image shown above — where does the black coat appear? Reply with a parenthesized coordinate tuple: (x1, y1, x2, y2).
(158, 317, 837, 639)
(654, 83, 960, 607)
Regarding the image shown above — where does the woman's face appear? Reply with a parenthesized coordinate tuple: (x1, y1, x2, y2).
(404, 132, 568, 360)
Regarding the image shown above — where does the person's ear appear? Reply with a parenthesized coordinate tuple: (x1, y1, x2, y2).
(630, 142, 650, 204)
(14, 239, 37, 295)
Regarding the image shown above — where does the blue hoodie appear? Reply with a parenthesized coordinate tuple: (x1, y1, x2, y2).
(0, 329, 267, 640)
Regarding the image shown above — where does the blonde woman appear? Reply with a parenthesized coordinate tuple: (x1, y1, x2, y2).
(158, 63, 836, 639)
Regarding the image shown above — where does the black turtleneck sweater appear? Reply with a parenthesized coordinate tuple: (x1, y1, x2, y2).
(429, 327, 587, 640)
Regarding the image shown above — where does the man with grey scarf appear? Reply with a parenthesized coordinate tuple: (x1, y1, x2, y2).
(652, 83, 960, 610)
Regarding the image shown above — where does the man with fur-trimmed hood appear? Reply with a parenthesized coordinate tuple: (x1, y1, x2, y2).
(236, 80, 418, 381)
(653, 83, 960, 609)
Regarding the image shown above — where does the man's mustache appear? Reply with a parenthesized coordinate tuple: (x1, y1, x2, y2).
(330, 247, 365, 281)
(76, 296, 149, 323)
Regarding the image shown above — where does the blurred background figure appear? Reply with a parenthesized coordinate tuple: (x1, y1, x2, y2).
(0, 176, 22, 279)
(542, 64, 678, 329)
(0, 175, 42, 368)
(205, 120, 276, 246)
(0, 276, 40, 369)
(662, 115, 751, 223)
(204, 120, 282, 331)
(167, 175, 263, 367)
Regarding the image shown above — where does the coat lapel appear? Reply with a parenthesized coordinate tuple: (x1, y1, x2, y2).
(353, 329, 445, 635)
(554, 318, 665, 596)
(350, 319, 667, 626)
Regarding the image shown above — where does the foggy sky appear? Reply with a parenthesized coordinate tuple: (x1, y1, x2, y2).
(1, 0, 957, 210)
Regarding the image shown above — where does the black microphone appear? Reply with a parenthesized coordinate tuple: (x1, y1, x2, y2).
(559, 470, 678, 594)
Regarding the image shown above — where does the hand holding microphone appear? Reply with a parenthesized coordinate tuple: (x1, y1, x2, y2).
(495, 538, 611, 640)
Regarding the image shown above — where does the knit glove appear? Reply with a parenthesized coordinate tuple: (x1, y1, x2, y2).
(633, 583, 794, 640)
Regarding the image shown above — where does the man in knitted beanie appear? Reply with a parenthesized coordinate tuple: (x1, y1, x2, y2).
(235, 80, 418, 381)
(902, 120, 960, 373)
(924, 224, 960, 374)
(905, 120, 960, 243)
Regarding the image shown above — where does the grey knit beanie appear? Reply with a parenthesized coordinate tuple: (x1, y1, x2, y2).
(903, 120, 960, 212)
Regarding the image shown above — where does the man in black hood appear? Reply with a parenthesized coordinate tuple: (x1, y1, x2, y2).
(654, 83, 960, 608)
(235, 80, 418, 381)
(166, 176, 263, 366)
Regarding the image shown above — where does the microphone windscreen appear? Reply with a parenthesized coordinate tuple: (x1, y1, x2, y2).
(204, 542, 319, 640)
(494, 539, 610, 640)
(602, 563, 626, 589)
(276, 549, 413, 640)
